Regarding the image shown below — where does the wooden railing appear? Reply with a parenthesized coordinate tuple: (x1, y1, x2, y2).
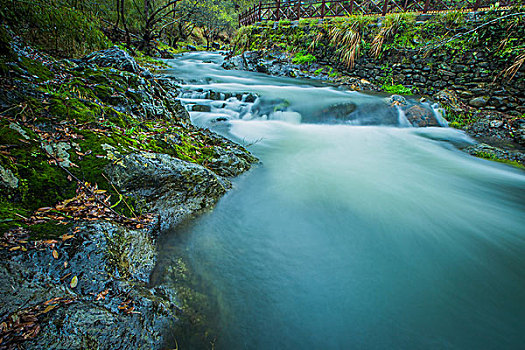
(239, 0, 513, 26)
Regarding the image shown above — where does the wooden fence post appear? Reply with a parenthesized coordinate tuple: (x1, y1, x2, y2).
(321, 0, 326, 18)
(276, 0, 281, 20)
(350, 0, 354, 14)
(423, 0, 430, 13)
(259, 1, 262, 21)
(382, 0, 389, 15)
(295, 0, 301, 20)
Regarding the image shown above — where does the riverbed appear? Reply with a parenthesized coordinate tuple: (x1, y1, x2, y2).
(160, 52, 525, 349)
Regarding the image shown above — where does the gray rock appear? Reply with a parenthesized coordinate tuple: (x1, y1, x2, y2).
(464, 143, 525, 164)
(0, 164, 18, 189)
(489, 120, 504, 128)
(404, 105, 441, 127)
(105, 152, 230, 230)
(434, 89, 464, 113)
(84, 47, 142, 74)
(191, 104, 212, 112)
(1, 221, 179, 350)
(388, 95, 408, 107)
(42, 141, 72, 167)
(9, 122, 30, 139)
(469, 96, 489, 107)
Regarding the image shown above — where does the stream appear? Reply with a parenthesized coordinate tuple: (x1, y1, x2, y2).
(160, 52, 525, 349)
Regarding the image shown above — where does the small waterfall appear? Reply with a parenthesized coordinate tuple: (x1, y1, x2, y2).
(396, 106, 412, 127)
(430, 102, 449, 127)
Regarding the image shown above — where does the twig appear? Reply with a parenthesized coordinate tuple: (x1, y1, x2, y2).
(47, 153, 128, 221)
(102, 173, 138, 218)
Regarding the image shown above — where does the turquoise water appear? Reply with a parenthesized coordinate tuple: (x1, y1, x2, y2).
(163, 52, 525, 349)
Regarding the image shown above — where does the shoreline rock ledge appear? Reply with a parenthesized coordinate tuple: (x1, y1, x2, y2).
(0, 43, 257, 349)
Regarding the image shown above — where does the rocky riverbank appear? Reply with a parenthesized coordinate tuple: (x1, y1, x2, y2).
(0, 27, 256, 349)
(223, 49, 525, 167)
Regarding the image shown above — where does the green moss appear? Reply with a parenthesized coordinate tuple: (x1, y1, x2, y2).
(444, 108, 478, 128)
(0, 199, 30, 233)
(292, 52, 316, 65)
(28, 220, 72, 240)
(19, 57, 54, 81)
(475, 151, 525, 169)
(105, 229, 131, 279)
(49, 97, 101, 123)
(135, 54, 169, 71)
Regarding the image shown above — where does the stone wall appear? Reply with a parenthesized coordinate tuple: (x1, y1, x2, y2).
(347, 49, 525, 114)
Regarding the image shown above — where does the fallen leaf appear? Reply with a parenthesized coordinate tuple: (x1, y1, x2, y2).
(70, 276, 78, 288)
(43, 304, 57, 313)
(64, 261, 68, 268)
(52, 250, 59, 259)
(9, 246, 21, 251)
(96, 289, 109, 301)
(44, 297, 61, 305)
(61, 234, 74, 241)
(42, 240, 58, 245)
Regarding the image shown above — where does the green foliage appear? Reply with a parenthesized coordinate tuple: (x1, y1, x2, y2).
(475, 151, 525, 169)
(444, 107, 478, 128)
(292, 51, 316, 65)
(0, 0, 110, 57)
(381, 84, 413, 95)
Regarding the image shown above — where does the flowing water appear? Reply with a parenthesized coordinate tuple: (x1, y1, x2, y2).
(161, 52, 525, 349)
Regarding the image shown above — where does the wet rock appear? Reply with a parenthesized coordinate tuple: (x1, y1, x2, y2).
(469, 96, 489, 107)
(313, 102, 357, 121)
(404, 105, 440, 127)
(243, 93, 258, 103)
(489, 120, 504, 128)
(434, 89, 464, 113)
(186, 45, 197, 51)
(158, 49, 175, 59)
(463, 143, 525, 164)
(191, 104, 211, 112)
(388, 95, 408, 107)
(83, 47, 142, 74)
(105, 152, 230, 230)
(512, 118, 525, 145)
(0, 221, 179, 350)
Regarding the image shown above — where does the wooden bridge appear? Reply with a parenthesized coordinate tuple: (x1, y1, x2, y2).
(238, 0, 514, 26)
